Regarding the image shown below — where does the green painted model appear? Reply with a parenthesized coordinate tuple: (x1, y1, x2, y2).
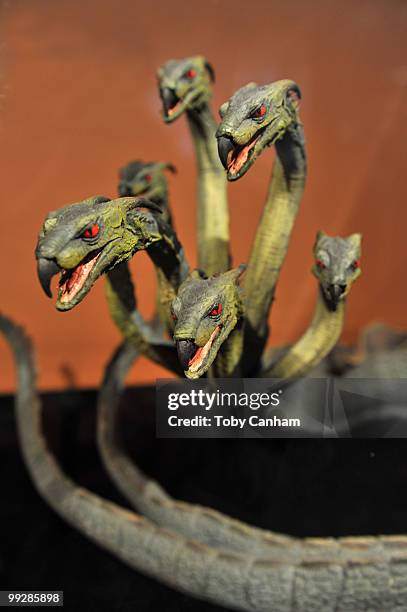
(35, 195, 188, 373)
(217, 79, 306, 372)
(117, 159, 178, 330)
(118, 159, 176, 226)
(157, 56, 229, 275)
(172, 266, 245, 379)
(262, 232, 362, 378)
(3, 313, 407, 612)
(12, 61, 404, 611)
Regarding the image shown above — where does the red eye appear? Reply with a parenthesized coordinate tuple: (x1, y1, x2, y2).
(184, 69, 197, 79)
(144, 174, 152, 182)
(253, 104, 266, 119)
(351, 259, 360, 270)
(82, 223, 99, 239)
(171, 310, 177, 321)
(209, 303, 222, 317)
(316, 259, 326, 269)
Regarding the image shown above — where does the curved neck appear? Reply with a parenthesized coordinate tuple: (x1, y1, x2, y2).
(187, 104, 230, 276)
(264, 288, 345, 379)
(242, 124, 307, 372)
(104, 218, 188, 375)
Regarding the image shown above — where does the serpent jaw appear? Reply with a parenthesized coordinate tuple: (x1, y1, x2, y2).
(157, 56, 214, 124)
(160, 87, 205, 123)
(55, 245, 116, 311)
(321, 283, 347, 312)
(37, 240, 120, 311)
(217, 79, 301, 181)
(172, 266, 245, 379)
(218, 120, 288, 181)
(177, 321, 232, 380)
(36, 196, 165, 312)
(217, 125, 269, 181)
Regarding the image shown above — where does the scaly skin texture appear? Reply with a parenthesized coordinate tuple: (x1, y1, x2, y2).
(157, 56, 230, 275)
(262, 232, 362, 378)
(97, 336, 407, 558)
(29, 70, 403, 610)
(35, 195, 188, 373)
(4, 314, 407, 612)
(171, 266, 245, 379)
(217, 80, 306, 373)
(118, 160, 176, 226)
(117, 159, 176, 331)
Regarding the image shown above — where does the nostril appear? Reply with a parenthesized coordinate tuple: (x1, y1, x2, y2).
(339, 284, 346, 295)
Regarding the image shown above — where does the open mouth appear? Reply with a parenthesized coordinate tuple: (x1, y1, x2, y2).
(187, 326, 221, 373)
(176, 325, 222, 377)
(217, 129, 265, 180)
(227, 135, 260, 176)
(58, 250, 101, 304)
(160, 88, 183, 120)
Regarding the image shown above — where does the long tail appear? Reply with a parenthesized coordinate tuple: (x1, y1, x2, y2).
(97, 341, 305, 555)
(3, 314, 407, 612)
(98, 342, 407, 552)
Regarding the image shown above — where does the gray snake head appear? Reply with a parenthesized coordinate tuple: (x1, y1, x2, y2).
(216, 79, 302, 181)
(157, 55, 215, 123)
(118, 160, 175, 222)
(171, 266, 245, 379)
(313, 231, 362, 311)
(35, 196, 163, 311)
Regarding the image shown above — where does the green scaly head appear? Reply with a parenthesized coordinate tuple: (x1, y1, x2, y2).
(216, 79, 302, 181)
(172, 266, 245, 379)
(118, 160, 176, 202)
(313, 231, 362, 311)
(36, 195, 164, 311)
(157, 55, 215, 123)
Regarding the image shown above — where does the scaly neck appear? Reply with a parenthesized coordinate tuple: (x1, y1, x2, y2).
(187, 104, 230, 276)
(243, 124, 307, 372)
(263, 288, 345, 379)
(104, 218, 188, 374)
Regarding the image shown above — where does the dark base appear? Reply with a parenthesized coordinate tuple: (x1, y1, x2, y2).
(1, 385, 407, 611)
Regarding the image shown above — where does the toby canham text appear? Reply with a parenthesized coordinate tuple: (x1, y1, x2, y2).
(168, 414, 301, 428)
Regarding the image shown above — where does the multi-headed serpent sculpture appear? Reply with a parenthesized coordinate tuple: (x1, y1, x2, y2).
(3, 55, 407, 611)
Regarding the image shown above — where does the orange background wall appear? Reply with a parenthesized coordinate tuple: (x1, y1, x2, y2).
(1, 0, 406, 392)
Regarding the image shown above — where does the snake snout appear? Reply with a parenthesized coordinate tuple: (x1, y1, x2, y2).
(37, 257, 62, 298)
(176, 339, 198, 370)
(160, 88, 179, 114)
(217, 136, 235, 170)
(118, 183, 131, 197)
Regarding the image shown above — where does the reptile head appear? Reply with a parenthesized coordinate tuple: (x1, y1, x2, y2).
(216, 79, 301, 180)
(172, 266, 245, 379)
(157, 55, 215, 123)
(36, 196, 163, 311)
(118, 160, 176, 202)
(312, 231, 362, 311)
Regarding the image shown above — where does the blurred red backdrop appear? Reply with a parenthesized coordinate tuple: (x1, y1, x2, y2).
(1, 0, 406, 392)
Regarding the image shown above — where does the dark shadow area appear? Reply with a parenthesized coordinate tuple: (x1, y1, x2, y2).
(1, 386, 407, 610)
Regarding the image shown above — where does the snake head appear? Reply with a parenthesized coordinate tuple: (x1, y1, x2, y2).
(172, 266, 245, 379)
(35, 196, 163, 311)
(216, 79, 301, 181)
(313, 231, 362, 311)
(157, 56, 215, 123)
(118, 160, 176, 211)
